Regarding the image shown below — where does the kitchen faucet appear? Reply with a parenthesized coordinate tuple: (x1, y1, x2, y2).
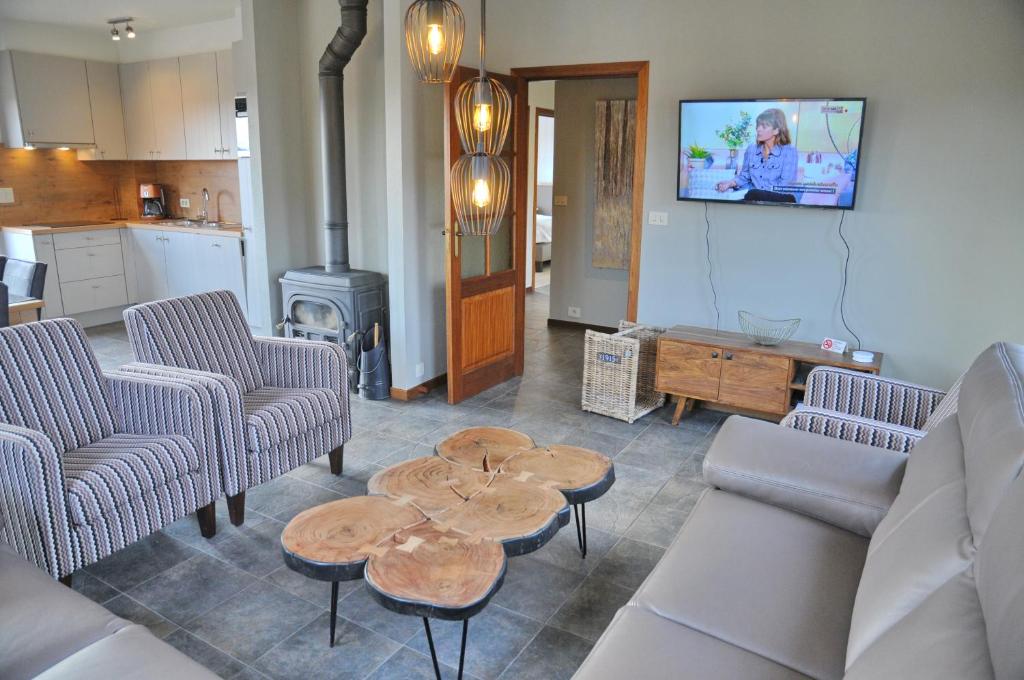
(198, 187, 210, 223)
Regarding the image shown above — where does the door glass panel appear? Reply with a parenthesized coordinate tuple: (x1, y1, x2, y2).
(488, 215, 513, 273)
(461, 234, 486, 279)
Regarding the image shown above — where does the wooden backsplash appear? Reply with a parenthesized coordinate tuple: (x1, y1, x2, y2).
(0, 148, 241, 226)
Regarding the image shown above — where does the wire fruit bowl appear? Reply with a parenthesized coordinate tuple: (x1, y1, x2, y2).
(737, 311, 800, 346)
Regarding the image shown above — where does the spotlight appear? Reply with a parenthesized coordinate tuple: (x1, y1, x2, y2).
(111, 26, 120, 41)
(126, 24, 135, 39)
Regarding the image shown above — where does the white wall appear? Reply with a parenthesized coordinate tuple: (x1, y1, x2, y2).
(0, 20, 119, 60)
(549, 77, 636, 328)
(487, 0, 1024, 387)
(116, 13, 242, 62)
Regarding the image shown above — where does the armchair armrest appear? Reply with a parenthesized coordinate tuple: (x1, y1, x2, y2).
(781, 406, 925, 454)
(704, 416, 907, 537)
(106, 370, 221, 496)
(803, 366, 946, 430)
(0, 424, 74, 578)
(253, 337, 348, 393)
(114, 363, 249, 496)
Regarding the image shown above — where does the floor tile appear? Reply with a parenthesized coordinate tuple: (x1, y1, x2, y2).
(366, 646, 471, 680)
(162, 498, 272, 549)
(102, 594, 179, 639)
(185, 581, 322, 663)
(632, 421, 709, 451)
(491, 555, 585, 622)
(71, 570, 119, 604)
(406, 605, 542, 679)
(253, 613, 400, 680)
(337, 583, 424, 644)
(263, 566, 359, 610)
(589, 538, 665, 591)
(244, 476, 345, 523)
(498, 626, 593, 680)
(548, 575, 634, 643)
(339, 431, 419, 469)
(129, 553, 256, 625)
(625, 503, 692, 549)
(85, 531, 199, 592)
(197, 518, 288, 577)
(528, 523, 618, 576)
(554, 427, 634, 457)
(614, 440, 691, 474)
(164, 629, 248, 678)
(583, 463, 665, 535)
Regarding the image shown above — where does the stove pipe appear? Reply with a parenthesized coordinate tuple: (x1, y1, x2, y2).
(319, 0, 368, 274)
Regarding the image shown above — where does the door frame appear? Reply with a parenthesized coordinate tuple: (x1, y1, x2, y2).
(511, 61, 650, 321)
(530, 106, 555, 292)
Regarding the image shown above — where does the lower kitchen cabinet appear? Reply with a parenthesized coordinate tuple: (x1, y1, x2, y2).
(132, 229, 170, 301)
(128, 227, 245, 306)
(194, 235, 246, 306)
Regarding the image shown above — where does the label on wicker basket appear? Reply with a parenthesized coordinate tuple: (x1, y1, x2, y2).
(597, 353, 622, 364)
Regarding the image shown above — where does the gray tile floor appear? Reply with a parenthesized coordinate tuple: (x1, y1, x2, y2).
(79, 292, 721, 679)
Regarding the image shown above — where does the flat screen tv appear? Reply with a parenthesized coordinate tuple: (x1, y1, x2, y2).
(677, 98, 866, 210)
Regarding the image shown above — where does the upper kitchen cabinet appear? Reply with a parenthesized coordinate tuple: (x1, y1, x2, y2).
(0, 50, 95, 147)
(120, 58, 187, 160)
(77, 61, 128, 161)
(180, 52, 222, 160)
(216, 50, 237, 158)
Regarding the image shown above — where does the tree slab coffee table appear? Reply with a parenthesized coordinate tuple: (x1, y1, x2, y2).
(280, 427, 614, 679)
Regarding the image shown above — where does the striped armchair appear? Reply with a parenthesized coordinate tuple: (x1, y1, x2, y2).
(0, 319, 221, 581)
(122, 291, 352, 526)
(781, 365, 962, 453)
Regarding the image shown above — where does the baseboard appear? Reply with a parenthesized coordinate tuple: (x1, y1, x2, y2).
(390, 373, 447, 401)
(547, 318, 617, 333)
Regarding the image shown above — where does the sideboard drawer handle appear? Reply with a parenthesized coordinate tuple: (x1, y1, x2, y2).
(711, 351, 719, 359)
(725, 352, 734, 360)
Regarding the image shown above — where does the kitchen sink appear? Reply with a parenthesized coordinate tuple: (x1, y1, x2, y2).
(161, 219, 223, 229)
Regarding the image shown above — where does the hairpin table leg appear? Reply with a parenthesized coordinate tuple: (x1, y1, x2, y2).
(574, 503, 588, 558)
(329, 581, 339, 647)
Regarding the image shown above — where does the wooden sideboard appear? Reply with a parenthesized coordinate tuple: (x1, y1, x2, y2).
(655, 325, 883, 424)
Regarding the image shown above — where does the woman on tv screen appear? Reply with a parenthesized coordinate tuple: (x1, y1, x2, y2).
(716, 108, 798, 203)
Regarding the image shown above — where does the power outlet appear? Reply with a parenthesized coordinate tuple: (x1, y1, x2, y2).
(554, 195, 569, 207)
(0, 187, 14, 204)
(648, 211, 669, 226)
(179, 197, 191, 209)
(415, 362, 425, 378)
(568, 306, 581, 319)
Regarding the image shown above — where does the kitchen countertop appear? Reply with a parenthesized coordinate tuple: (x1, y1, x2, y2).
(2, 220, 244, 238)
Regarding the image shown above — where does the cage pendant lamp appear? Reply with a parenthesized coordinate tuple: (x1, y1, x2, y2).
(450, 0, 511, 236)
(405, 0, 465, 84)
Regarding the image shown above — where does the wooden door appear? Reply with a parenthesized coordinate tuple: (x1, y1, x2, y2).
(179, 52, 222, 160)
(148, 58, 187, 160)
(655, 340, 722, 400)
(120, 62, 156, 160)
(444, 67, 526, 403)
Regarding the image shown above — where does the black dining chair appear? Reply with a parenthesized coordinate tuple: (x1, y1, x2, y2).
(0, 256, 47, 321)
(0, 282, 9, 328)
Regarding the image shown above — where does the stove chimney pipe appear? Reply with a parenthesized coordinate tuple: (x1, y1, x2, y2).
(320, 0, 368, 273)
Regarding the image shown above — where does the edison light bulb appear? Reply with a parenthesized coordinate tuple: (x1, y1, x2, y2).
(472, 178, 492, 208)
(473, 104, 492, 132)
(427, 24, 444, 55)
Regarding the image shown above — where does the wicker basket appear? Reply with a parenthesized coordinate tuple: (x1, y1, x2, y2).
(582, 321, 667, 423)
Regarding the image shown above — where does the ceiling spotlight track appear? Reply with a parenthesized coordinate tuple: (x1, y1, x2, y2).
(107, 17, 136, 41)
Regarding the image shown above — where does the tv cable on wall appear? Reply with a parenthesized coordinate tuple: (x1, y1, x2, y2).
(704, 201, 720, 333)
(837, 209, 862, 350)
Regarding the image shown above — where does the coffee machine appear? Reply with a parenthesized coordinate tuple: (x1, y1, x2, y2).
(139, 184, 167, 219)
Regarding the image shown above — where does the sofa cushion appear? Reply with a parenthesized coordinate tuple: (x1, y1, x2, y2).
(33, 625, 218, 680)
(0, 545, 128, 680)
(574, 606, 811, 680)
(243, 386, 343, 451)
(632, 489, 866, 680)
(63, 434, 202, 526)
(123, 291, 265, 393)
(844, 416, 974, 664)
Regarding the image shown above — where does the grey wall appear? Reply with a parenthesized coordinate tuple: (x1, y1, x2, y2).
(486, 0, 1024, 387)
(549, 77, 637, 328)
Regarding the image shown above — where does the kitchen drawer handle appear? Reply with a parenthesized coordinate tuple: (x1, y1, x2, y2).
(725, 352, 734, 361)
(87, 253, 95, 257)
(91, 285, 101, 290)
(711, 351, 719, 359)
(212, 243, 222, 248)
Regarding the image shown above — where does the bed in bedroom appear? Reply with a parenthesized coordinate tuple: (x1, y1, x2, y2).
(534, 184, 553, 271)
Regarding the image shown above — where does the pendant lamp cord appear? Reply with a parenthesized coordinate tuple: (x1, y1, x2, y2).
(479, 0, 486, 80)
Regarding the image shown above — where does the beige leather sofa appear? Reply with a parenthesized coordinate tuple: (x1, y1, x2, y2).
(575, 342, 1024, 679)
(0, 545, 219, 680)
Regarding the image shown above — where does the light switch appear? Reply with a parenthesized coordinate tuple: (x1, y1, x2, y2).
(648, 211, 669, 226)
(554, 195, 568, 207)
(179, 198, 191, 208)
(0, 187, 14, 204)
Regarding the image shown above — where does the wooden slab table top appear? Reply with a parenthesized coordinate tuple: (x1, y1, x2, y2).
(280, 426, 614, 670)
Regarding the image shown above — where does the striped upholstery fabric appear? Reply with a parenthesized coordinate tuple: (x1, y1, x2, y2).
(922, 373, 964, 431)
(0, 320, 117, 452)
(803, 366, 947, 431)
(0, 320, 220, 579)
(123, 291, 265, 393)
(122, 291, 353, 494)
(64, 434, 201, 526)
(243, 387, 343, 451)
(781, 406, 925, 454)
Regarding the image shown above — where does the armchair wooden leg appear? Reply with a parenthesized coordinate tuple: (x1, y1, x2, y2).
(196, 502, 217, 538)
(227, 492, 246, 527)
(59, 574, 72, 588)
(329, 445, 344, 476)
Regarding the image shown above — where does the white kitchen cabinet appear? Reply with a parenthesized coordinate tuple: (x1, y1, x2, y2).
(132, 229, 169, 301)
(195, 235, 246, 306)
(148, 58, 187, 160)
(60, 275, 128, 315)
(55, 243, 124, 282)
(120, 61, 156, 160)
(216, 50, 237, 158)
(179, 52, 222, 161)
(163, 231, 198, 297)
(78, 61, 128, 161)
(0, 50, 95, 147)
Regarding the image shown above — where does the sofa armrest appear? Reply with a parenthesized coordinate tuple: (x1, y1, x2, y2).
(106, 370, 221, 497)
(703, 416, 907, 537)
(253, 337, 348, 393)
(0, 425, 75, 579)
(781, 406, 925, 454)
(115, 363, 249, 496)
(803, 366, 946, 429)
